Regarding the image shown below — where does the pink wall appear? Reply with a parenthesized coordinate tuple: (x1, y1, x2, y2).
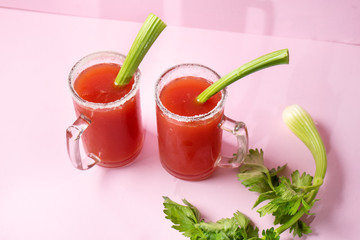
(1, 0, 359, 45)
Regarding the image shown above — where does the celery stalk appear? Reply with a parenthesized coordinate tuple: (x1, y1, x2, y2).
(282, 104, 327, 180)
(196, 49, 289, 103)
(274, 104, 327, 236)
(114, 13, 166, 86)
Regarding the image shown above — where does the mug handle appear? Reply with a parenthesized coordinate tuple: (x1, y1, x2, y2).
(66, 115, 100, 170)
(217, 116, 249, 168)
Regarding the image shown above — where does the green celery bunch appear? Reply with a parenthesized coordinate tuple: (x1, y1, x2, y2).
(163, 104, 327, 239)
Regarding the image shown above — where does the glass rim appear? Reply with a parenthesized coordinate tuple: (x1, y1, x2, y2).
(155, 63, 227, 122)
(68, 51, 141, 110)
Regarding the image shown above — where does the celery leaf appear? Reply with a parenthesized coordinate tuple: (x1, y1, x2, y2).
(238, 149, 319, 238)
(163, 197, 260, 240)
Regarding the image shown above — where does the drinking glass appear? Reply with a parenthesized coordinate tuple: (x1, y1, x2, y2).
(66, 51, 144, 170)
(155, 64, 248, 180)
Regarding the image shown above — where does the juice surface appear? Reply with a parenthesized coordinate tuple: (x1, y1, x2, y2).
(157, 76, 224, 180)
(159, 76, 222, 116)
(73, 63, 143, 167)
(74, 63, 134, 103)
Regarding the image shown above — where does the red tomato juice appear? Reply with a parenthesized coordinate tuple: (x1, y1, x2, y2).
(73, 63, 143, 167)
(156, 76, 224, 180)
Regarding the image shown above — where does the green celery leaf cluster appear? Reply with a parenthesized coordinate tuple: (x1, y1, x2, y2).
(238, 149, 318, 237)
(163, 197, 260, 240)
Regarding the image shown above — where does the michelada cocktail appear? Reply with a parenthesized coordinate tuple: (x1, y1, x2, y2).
(155, 64, 248, 181)
(67, 52, 143, 169)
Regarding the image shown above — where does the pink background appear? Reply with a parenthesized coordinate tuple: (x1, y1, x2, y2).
(1, 0, 360, 45)
(1, 1, 360, 240)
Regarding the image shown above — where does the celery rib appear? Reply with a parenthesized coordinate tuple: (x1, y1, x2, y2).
(274, 105, 327, 236)
(196, 49, 289, 103)
(114, 13, 166, 86)
(282, 105, 327, 179)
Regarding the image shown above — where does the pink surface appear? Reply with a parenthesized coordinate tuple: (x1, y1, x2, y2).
(0, 7, 360, 239)
(1, 0, 360, 45)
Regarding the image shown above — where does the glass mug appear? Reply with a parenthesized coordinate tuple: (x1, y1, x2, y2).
(66, 51, 144, 170)
(155, 64, 248, 181)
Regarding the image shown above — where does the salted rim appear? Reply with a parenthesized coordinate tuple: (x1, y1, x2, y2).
(68, 51, 141, 110)
(155, 63, 227, 122)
